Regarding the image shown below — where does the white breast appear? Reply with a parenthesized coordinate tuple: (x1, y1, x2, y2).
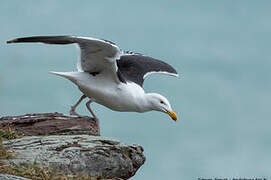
(74, 72, 148, 112)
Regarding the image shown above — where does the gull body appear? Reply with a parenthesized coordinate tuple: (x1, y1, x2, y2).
(51, 71, 150, 112)
(51, 71, 171, 113)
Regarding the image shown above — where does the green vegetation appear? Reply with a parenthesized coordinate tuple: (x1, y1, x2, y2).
(0, 128, 22, 141)
(0, 163, 95, 180)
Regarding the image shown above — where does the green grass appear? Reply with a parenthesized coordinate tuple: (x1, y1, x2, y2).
(0, 163, 93, 180)
(0, 128, 22, 141)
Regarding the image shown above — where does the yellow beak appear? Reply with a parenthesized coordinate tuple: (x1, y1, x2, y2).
(166, 110, 177, 121)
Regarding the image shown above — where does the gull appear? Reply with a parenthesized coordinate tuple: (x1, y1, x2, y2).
(7, 36, 178, 126)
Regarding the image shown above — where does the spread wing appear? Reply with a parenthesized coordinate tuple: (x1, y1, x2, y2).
(117, 54, 178, 87)
(7, 36, 121, 76)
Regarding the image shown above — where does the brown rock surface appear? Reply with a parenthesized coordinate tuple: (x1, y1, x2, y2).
(0, 112, 99, 136)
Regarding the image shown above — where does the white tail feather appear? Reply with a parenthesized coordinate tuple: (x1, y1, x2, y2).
(49, 71, 79, 83)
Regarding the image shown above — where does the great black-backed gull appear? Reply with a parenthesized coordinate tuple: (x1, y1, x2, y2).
(7, 36, 178, 123)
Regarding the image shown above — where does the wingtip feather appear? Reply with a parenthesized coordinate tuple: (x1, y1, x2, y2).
(6, 39, 17, 44)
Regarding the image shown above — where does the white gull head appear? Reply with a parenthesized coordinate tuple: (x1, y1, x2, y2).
(145, 93, 177, 121)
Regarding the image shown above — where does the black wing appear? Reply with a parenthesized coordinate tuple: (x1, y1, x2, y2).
(117, 55, 178, 87)
(6, 36, 75, 44)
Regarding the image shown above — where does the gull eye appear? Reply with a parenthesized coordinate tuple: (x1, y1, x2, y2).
(160, 100, 164, 104)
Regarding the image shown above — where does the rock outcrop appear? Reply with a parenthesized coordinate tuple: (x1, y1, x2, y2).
(0, 112, 99, 136)
(0, 113, 145, 179)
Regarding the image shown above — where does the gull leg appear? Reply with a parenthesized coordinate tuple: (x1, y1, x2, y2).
(70, 95, 86, 117)
(86, 99, 100, 135)
(86, 99, 98, 119)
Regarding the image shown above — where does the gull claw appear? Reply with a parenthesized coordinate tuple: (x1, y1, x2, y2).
(69, 108, 83, 117)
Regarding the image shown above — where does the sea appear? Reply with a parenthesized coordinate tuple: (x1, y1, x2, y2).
(0, 1, 270, 179)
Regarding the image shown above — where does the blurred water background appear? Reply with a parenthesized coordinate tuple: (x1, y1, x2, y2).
(1, 1, 271, 179)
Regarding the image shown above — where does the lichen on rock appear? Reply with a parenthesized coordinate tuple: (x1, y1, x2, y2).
(3, 135, 145, 179)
